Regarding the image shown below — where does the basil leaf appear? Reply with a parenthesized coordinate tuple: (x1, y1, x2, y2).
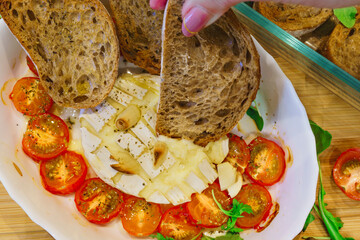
(309, 120, 332, 155)
(334, 7, 357, 28)
(246, 106, 264, 131)
(303, 211, 315, 232)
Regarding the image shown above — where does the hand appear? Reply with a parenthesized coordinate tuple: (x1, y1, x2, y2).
(150, 0, 360, 37)
(150, 0, 242, 37)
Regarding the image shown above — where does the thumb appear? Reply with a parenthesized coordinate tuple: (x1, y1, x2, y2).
(182, 0, 243, 37)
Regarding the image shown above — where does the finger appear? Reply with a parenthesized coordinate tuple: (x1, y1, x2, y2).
(181, 0, 243, 37)
(149, 0, 167, 10)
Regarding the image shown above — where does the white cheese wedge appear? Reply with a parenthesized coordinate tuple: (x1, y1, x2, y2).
(167, 186, 190, 205)
(132, 121, 156, 148)
(80, 101, 117, 132)
(143, 109, 157, 130)
(116, 78, 148, 100)
(108, 87, 133, 106)
(80, 127, 102, 152)
(148, 191, 169, 204)
(186, 171, 208, 193)
(218, 162, 237, 191)
(199, 159, 218, 183)
(116, 132, 145, 158)
(95, 146, 119, 178)
(117, 174, 147, 196)
(227, 172, 243, 198)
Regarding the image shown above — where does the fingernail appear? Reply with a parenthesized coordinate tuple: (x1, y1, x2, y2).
(149, 0, 166, 10)
(182, 6, 209, 37)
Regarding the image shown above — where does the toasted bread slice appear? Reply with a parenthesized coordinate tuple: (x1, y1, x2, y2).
(109, 0, 163, 75)
(327, 10, 360, 79)
(156, 0, 260, 146)
(255, 2, 332, 37)
(0, 0, 119, 108)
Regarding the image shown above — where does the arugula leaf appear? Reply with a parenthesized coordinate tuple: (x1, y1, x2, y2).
(309, 120, 351, 240)
(212, 190, 252, 234)
(334, 7, 357, 28)
(302, 237, 331, 239)
(302, 211, 315, 232)
(309, 120, 332, 155)
(246, 105, 264, 131)
(150, 233, 175, 240)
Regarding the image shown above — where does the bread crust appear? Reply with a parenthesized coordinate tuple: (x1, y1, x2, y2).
(255, 2, 332, 37)
(157, 0, 260, 146)
(0, 0, 120, 108)
(109, 0, 163, 75)
(327, 8, 360, 80)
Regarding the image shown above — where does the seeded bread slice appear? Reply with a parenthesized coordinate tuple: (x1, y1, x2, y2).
(326, 10, 360, 80)
(156, 0, 261, 147)
(0, 0, 119, 108)
(254, 2, 333, 37)
(109, 0, 163, 75)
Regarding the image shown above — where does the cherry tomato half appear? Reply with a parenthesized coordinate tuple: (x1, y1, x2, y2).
(159, 205, 202, 240)
(333, 148, 360, 201)
(225, 133, 250, 174)
(120, 196, 162, 237)
(22, 113, 69, 162)
(186, 182, 231, 228)
(26, 56, 39, 76)
(235, 184, 272, 229)
(246, 137, 286, 186)
(10, 77, 53, 116)
(75, 178, 123, 224)
(40, 151, 87, 195)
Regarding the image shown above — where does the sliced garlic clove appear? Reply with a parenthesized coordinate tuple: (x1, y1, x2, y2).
(153, 141, 168, 169)
(115, 105, 141, 131)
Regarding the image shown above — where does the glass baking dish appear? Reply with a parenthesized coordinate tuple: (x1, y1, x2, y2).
(233, 3, 360, 110)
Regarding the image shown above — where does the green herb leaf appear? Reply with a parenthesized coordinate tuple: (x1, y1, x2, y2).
(212, 190, 252, 234)
(246, 105, 264, 131)
(334, 7, 357, 28)
(202, 236, 215, 240)
(310, 120, 350, 240)
(309, 120, 332, 155)
(150, 233, 175, 240)
(303, 211, 315, 232)
(302, 236, 331, 239)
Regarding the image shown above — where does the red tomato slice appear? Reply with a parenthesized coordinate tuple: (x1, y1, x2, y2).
(333, 148, 360, 201)
(26, 56, 39, 76)
(225, 133, 250, 174)
(159, 205, 202, 240)
(186, 182, 231, 228)
(75, 178, 123, 224)
(235, 184, 272, 229)
(120, 196, 162, 237)
(9, 77, 53, 116)
(246, 137, 286, 186)
(22, 113, 69, 162)
(40, 151, 87, 195)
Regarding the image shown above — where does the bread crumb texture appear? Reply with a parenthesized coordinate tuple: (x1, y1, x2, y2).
(327, 7, 360, 80)
(0, 0, 119, 108)
(256, 2, 332, 31)
(109, 0, 163, 75)
(157, 0, 260, 146)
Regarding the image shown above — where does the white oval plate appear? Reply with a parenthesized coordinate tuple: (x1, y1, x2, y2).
(0, 19, 318, 240)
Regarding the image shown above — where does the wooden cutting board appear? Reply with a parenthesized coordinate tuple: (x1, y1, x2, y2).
(0, 56, 359, 239)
